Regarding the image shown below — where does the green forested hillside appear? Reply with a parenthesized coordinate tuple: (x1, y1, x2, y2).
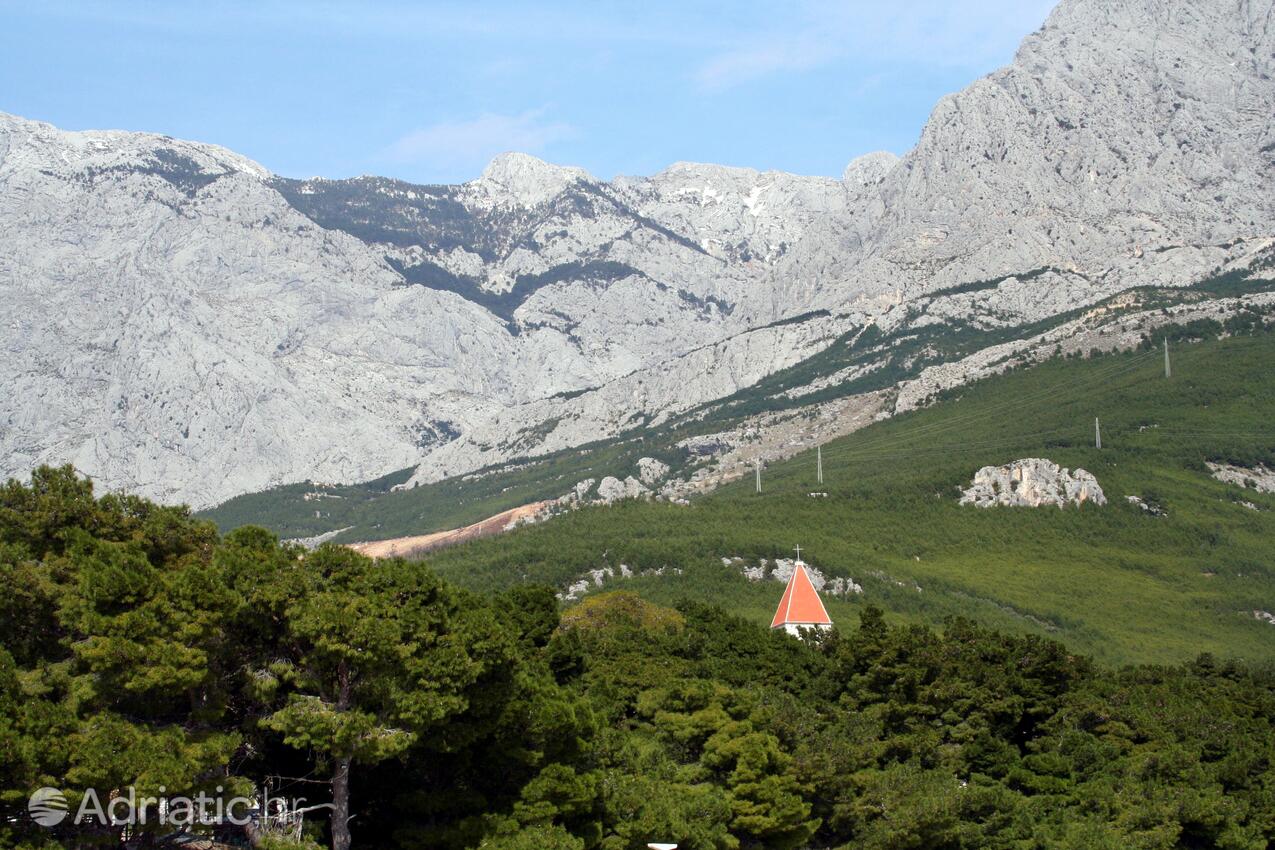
(423, 325, 1275, 666)
(3, 473, 1274, 850)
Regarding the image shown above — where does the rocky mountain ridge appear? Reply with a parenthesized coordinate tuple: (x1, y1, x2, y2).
(2, 0, 1273, 508)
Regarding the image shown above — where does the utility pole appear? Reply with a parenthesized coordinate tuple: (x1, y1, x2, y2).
(755, 461, 762, 493)
(1164, 337, 1171, 379)
(1095, 417, 1102, 450)
(816, 445, 823, 485)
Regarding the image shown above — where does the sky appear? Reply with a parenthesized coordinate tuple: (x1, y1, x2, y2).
(0, 0, 1058, 184)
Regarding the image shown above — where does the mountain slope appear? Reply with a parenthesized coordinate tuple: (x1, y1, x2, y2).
(0, 114, 846, 506)
(831, 0, 1275, 305)
(2, 0, 1273, 508)
(415, 322, 1275, 666)
(201, 259, 1275, 542)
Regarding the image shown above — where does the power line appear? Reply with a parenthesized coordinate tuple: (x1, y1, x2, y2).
(1143, 430, 1275, 438)
(838, 349, 1160, 458)
(838, 421, 1275, 462)
(828, 427, 1077, 463)
(783, 425, 1275, 471)
(775, 337, 1273, 485)
(845, 348, 1160, 451)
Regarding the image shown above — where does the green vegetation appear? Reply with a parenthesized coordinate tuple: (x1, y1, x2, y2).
(204, 428, 690, 544)
(207, 306, 1275, 668)
(421, 325, 1275, 667)
(3, 477, 1273, 849)
(202, 263, 1275, 546)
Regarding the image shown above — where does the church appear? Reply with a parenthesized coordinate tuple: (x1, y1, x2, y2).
(769, 547, 833, 637)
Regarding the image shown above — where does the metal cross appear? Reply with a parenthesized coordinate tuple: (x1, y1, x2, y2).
(793, 544, 802, 562)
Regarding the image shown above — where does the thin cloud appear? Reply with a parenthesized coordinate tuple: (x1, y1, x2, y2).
(696, 35, 841, 91)
(693, 0, 1058, 92)
(385, 109, 575, 177)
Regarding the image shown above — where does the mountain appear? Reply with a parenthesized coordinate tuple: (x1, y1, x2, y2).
(834, 0, 1275, 306)
(418, 325, 1275, 667)
(2, 0, 1273, 508)
(0, 114, 863, 507)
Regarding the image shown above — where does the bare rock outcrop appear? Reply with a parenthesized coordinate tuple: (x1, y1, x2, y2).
(960, 459, 1105, 508)
(1208, 462, 1275, 494)
(1125, 495, 1166, 516)
(2, 0, 1272, 508)
(730, 556, 863, 597)
(636, 457, 670, 486)
(558, 562, 678, 601)
(595, 475, 648, 504)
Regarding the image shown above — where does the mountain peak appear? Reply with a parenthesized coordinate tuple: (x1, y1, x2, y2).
(659, 161, 760, 180)
(0, 110, 270, 182)
(477, 152, 593, 206)
(842, 151, 899, 186)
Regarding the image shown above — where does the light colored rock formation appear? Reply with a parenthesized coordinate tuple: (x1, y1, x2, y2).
(895, 287, 1275, 414)
(557, 562, 679, 601)
(960, 459, 1106, 508)
(476, 152, 594, 207)
(1126, 495, 1166, 516)
(594, 477, 626, 503)
(554, 462, 669, 510)
(636, 457, 670, 486)
(814, 0, 1275, 310)
(2, 0, 1272, 507)
(286, 527, 353, 550)
(0, 111, 855, 507)
(732, 557, 863, 596)
(594, 475, 648, 504)
(842, 152, 900, 187)
(1208, 462, 1275, 494)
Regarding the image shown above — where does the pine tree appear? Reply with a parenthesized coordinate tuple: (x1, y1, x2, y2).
(260, 546, 516, 850)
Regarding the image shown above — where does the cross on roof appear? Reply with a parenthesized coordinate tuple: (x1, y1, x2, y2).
(770, 548, 832, 630)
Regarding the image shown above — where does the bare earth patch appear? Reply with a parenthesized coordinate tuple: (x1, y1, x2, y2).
(349, 500, 553, 559)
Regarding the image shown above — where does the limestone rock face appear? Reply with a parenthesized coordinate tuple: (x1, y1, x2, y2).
(842, 151, 900, 187)
(0, 112, 509, 508)
(1208, 462, 1275, 494)
(477, 152, 593, 207)
(818, 0, 1275, 308)
(574, 478, 596, 501)
(0, 112, 849, 507)
(733, 556, 864, 596)
(1, 0, 1272, 508)
(960, 459, 1106, 508)
(557, 465, 672, 508)
(594, 475, 648, 504)
(636, 457, 670, 486)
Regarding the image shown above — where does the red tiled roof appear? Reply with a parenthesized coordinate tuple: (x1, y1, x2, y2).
(770, 563, 832, 628)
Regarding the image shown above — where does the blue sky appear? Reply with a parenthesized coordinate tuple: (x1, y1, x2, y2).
(1, 1, 1057, 184)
